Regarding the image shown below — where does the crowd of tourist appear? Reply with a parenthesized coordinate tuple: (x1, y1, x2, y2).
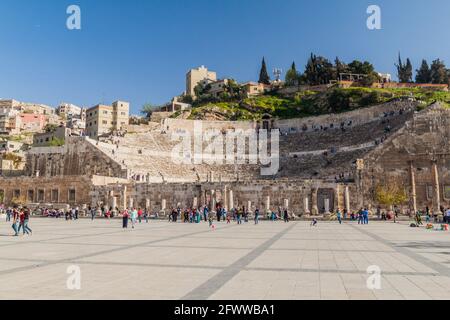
(2, 201, 449, 236)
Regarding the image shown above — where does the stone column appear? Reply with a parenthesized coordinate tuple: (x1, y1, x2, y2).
(223, 186, 228, 211)
(409, 162, 417, 214)
(122, 186, 127, 210)
(210, 190, 216, 212)
(311, 188, 319, 215)
(247, 201, 252, 213)
(128, 198, 134, 209)
(228, 190, 234, 210)
(432, 161, 441, 214)
(345, 186, 351, 213)
(145, 198, 150, 209)
(304, 196, 310, 215)
(284, 199, 289, 209)
(111, 197, 117, 210)
(161, 199, 167, 211)
(193, 197, 198, 208)
(265, 196, 271, 213)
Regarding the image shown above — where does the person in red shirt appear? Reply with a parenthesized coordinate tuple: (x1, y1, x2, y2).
(138, 208, 143, 223)
(122, 210, 129, 229)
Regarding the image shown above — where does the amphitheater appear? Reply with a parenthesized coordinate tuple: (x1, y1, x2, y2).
(0, 99, 449, 217)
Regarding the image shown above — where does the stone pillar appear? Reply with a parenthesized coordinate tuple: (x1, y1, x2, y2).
(345, 186, 351, 213)
(284, 199, 289, 209)
(122, 186, 127, 210)
(265, 196, 271, 213)
(324, 199, 330, 214)
(128, 198, 134, 209)
(432, 161, 441, 214)
(223, 186, 228, 211)
(311, 188, 319, 215)
(304, 196, 310, 214)
(145, 198, 150, 209)
(247, 201, 252, 213)
(228, 190, 234, 210)
(161, 199, 167, 211)
(210, 190, 216, 212)
(111, 197, 117, 210)
(193, 197, 198, 208)
(409, 162, 417, 214)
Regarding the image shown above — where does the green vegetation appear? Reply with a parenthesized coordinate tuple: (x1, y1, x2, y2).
(47, 138, 65, 147)
(186, 87, 450, 121)
(2, 153, 23, 168)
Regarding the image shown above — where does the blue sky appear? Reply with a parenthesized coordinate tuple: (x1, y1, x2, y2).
(0, 0, 450, 114)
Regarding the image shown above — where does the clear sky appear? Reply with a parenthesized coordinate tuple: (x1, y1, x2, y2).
(1, 0, 450, 114)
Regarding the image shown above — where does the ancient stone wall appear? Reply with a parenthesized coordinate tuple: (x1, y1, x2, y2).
(360, 104, 450, 211)
(0, 175, 93, 207)
(25, 137, 128, 178)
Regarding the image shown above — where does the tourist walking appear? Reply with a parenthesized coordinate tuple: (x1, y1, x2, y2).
(236, 209, 242, 225)
(203, 206, 209, 222)
(363, 208, 369, 225)
(254, 208, 260, 225)
(11, 209, 19, 236)
(22, 209, 32, 235)
(357, 209, 364, 225)
(6, 208, 11, 222)
(130, 208, 138, 229)
(283, 209, 289, 223)
(122, 209, 129, 229)
(336, 209, 342, 224)
(90, 207, 96, 221)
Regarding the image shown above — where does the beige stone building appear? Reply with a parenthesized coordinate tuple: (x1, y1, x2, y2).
(85, 101, 130, 138)
(186, 66, 217, 97)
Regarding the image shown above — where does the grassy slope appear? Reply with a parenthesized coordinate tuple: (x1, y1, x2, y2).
(186, 87, 450, 121)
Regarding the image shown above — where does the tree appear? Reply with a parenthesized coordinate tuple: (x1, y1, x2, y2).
(430, 59, 448, 84)
(348, 60, 375, 75)
(44, 124, 58, 133)
(304, 53, 334, 85)
(415, 59, 432, 83)
(285, 61, 300, 86)
(258, 57, 271, 85)
(396, 54, 413, 83)
(375, 183, 408, 210)
(141, 103, 156, 118)
(334, 57, 348, 80)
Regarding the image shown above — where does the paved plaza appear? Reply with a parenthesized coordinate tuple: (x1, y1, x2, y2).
(0, 218, 449, 300)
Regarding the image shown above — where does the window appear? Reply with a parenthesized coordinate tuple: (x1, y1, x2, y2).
(102, 120, 108, 125)
(121, 112, 126, 116)
(13, 189, 21, 198)
(27, 190, 34, 202)
(444, 185, 450, 200)
(68, 189, 76, 202)
(426, 185, 434, 200)
(37, 189, 45, 202)
(51, 189, 59, 202)
(0, 189, 4, 203)
(103, 111, 108, 115)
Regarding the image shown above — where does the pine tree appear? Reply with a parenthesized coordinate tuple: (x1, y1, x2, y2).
(415, 59, 432, 83)
(396, 54, 413, 83)
(430, 59, 448, 84)
(285, 61, 299, 86)
(258, 57, 271, 85)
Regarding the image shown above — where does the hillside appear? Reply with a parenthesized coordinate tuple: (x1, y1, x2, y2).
(176, 86, 450, 121)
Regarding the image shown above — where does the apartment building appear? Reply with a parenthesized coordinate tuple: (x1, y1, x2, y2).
(85, 101, 129, 138)
(186, 66, 217, 98)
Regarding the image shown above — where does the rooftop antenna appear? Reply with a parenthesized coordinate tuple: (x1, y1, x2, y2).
(273, 68, 282, 82)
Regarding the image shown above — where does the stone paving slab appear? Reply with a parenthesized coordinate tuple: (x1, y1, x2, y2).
(0, 218, 448, 300)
